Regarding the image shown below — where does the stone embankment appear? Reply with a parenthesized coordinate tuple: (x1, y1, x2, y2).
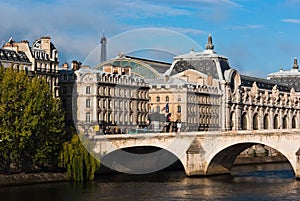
(0, 172, 67, 187)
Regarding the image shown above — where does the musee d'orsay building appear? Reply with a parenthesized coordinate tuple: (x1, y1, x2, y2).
(79, 34, 299, 136)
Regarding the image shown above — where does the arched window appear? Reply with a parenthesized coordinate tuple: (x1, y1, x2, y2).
(156, 96, 160, 102)
(263, 114, 269, 129)
(274, 114, 279, 129)
(292, 115, 297, 129)
(230, 112, 235, 130)
(241, 113, 248, 130)
(253, 113, 259, 130)
(166, 96, 169, 102)
(283, 115, 288, 129)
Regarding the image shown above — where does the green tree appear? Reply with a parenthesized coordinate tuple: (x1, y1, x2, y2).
(22, 77, 68, 171)
(0, 67, 31, 172)
(0, 67, 67, 173)
(59, 134, 100, 181)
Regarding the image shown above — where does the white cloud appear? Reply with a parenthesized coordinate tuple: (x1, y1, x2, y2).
(163, 27, 206, 35)
(229, 24, 264, 30)
(281, 18, 300, 24)
(0, 0, 243, 64)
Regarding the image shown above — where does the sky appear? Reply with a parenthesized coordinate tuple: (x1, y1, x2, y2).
(1, 0, 300, 77)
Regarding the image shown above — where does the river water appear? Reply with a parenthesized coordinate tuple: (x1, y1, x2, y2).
(0, 163, 299, 201)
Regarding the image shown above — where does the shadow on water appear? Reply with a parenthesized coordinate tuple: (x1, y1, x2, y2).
(231, 162, 294, 178)
(0, 162, 299, 201)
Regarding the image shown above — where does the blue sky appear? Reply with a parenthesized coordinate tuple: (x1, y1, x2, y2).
(1, 0, 300, 77)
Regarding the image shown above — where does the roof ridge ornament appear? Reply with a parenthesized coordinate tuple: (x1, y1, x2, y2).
(293, 57, 299, 70)
(205, 34, 214, 50)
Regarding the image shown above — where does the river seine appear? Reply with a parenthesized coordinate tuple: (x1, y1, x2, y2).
(0, 163, 299, 201)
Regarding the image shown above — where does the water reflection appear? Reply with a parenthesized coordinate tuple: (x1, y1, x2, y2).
(0, 163, 299, 201)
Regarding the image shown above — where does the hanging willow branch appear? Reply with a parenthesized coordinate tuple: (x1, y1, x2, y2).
(59, 134, 100, 181)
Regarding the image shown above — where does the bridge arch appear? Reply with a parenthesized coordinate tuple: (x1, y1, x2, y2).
(205, 141, 294, 176)
(99, 145, 185, 174)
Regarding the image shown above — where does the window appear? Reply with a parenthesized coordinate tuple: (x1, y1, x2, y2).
(253, 113, 259, 130)
(274, 115, 279, 129)
(86, 99, 91, 108)
(86, 112, 91, 123)
(86, 86, 91, 94)
(241, 113, 248, 130)
(283, 115, 288, 129)
(156, 96, 160, 102)
(230, 112, 235, 130)
(108, 100, 112, 109)
(292, 116, 297, 129)
(177, 105, 181, 113)
(63, 74, 67, 80)
(166, 96, 169, 102)
(263, 115, 269, 129)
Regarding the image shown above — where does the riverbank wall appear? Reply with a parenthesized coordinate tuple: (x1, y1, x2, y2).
(0, 172, 68, 187)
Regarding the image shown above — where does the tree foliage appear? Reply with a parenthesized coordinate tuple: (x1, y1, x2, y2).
(0, 67, 67, 173)
(59, 134, 100, 181)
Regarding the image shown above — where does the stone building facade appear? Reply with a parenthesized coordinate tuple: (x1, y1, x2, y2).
(2, 36, 60, 96)
(149, 35, 300, 132)
(58, 61, 82, 126)
(74, 66, 150, 136)
(148, 70, 221, 132)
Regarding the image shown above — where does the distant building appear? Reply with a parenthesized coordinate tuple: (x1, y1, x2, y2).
(0, 47, 31, 71)
(267, 57, 300, 92)
(100, 32, 107, 63)
(74, 65, 150, 136)
(58, 60, 81, 126)
(2, 36, 60, 96)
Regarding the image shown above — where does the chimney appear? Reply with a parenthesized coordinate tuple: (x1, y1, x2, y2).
(71, 60, 81, 71)
(40, 36, 51, 55)
(62, 62, 69, 69)
(164, 75, 169, 82)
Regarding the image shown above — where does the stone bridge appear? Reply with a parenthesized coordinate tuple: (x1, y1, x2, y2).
(92, 129, 300, 178)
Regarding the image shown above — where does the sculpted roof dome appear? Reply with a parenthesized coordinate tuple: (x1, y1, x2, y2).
(165, 34, 231, 80)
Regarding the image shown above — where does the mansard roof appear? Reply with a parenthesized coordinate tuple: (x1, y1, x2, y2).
(267, 57, 300, 91)
(241, 74, 290, 92)
(166, 35, 231, 80)
(0, 48, 31, 64)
